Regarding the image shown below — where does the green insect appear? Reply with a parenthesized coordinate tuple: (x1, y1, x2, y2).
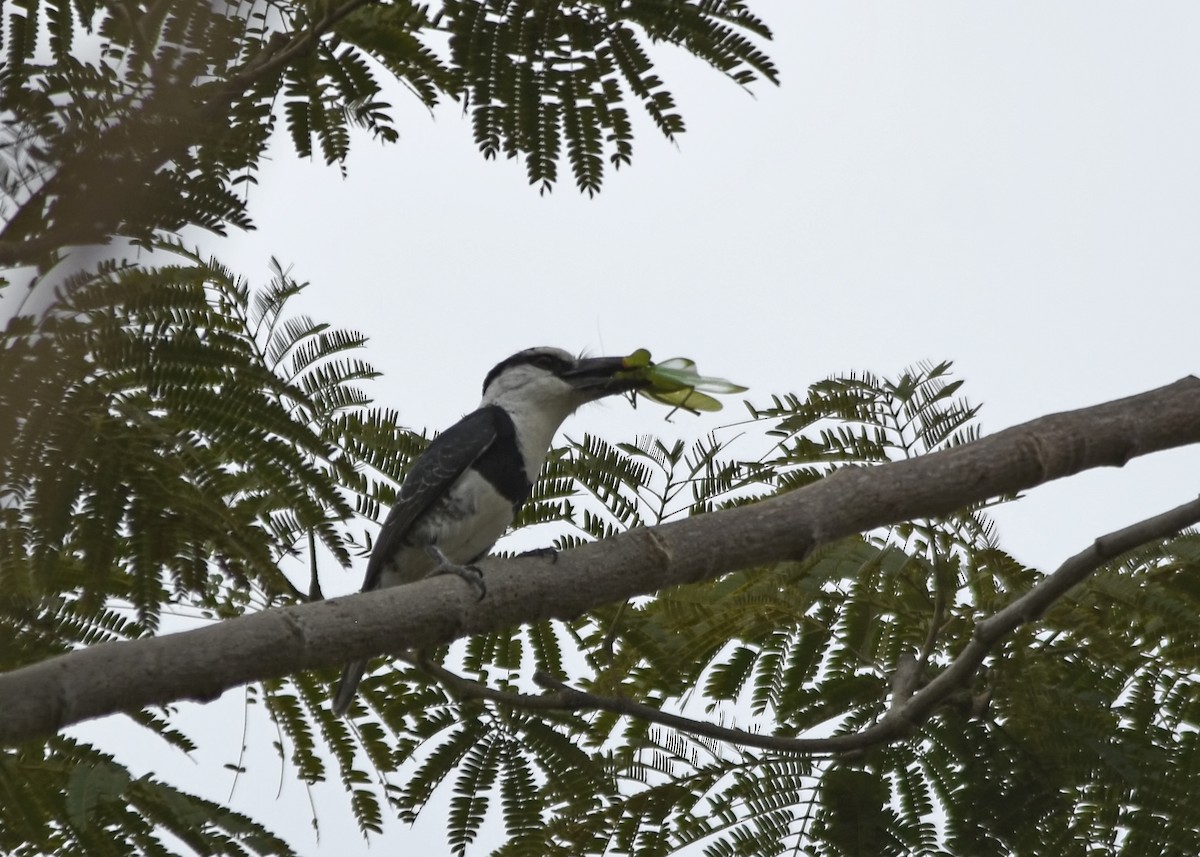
(618, 349, 747, 415)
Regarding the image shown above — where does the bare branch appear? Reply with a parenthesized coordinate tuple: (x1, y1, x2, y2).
(407, 656, 899, 755)
(532, 672, 856, 755)
(2, 377, 1200, 746)
(883, 493, 1200, 735)
(405, 654, 578, 711)
(978, 494, 1200, 640)
(889, 653, 922, 712)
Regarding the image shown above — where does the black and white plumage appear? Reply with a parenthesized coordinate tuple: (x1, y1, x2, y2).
(332, 347, 643, 716)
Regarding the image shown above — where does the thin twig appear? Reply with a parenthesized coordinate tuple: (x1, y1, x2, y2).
(918, 560, 949, 670)
(978, 494, 1200, 641)
(403, 654, 577, 711)
(532, 671, 867, 755)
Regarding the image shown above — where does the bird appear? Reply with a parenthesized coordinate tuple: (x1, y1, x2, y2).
(332, 347, 644, 716)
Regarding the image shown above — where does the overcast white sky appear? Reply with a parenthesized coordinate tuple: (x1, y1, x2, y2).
(68, 2, 1200, 854)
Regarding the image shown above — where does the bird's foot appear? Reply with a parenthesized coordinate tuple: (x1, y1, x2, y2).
(434, 562, 486, 601)
(426, 545, 486, 601)
(518, 546, 559, 563)
(439, 564, 484, 597)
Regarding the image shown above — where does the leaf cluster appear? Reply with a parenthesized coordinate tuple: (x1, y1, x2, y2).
(0, 0, 279, 260)
(0, 0, 778, 267)
(0, 247, 414, 853)
(441, 0, 777, 193)
(1, 736, 293, 856)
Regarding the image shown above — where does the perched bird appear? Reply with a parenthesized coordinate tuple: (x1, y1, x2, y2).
(332, 347, 643, 715)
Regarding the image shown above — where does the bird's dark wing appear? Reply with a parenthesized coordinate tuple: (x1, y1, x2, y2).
(359, 407, 502, 592)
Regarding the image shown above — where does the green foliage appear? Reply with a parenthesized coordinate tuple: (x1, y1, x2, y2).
(441, 0, 777, 194)
(0, 0, 278, 257)
(0, 736, 293, 856)
(0, 248, 412, 853)
(0, 248, 361, 630)
(4, 246, 1199, 857)
(0, 5, 1191, 848)
(0, 0, 777, 267)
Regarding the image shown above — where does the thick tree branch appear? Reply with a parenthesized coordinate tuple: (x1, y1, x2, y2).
(2, 377, 1200, 745)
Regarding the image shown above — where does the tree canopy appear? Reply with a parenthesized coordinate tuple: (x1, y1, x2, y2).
(3, 2, 1200, 857)
(0, 0, 777, 268)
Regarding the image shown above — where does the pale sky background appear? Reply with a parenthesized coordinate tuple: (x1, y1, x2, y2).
(64, 2, 1200, 854)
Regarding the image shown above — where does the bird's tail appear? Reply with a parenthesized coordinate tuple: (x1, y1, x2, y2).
(332, 659, 367, 716)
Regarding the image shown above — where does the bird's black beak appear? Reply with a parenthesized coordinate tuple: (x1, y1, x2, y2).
(562, 356, 647, 396)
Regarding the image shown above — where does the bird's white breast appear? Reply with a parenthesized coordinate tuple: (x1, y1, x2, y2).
(377, 469, 516, 588)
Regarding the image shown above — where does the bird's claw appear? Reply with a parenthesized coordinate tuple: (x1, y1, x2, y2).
(435, 563, 487, 601)
(425, 545, 486, 601)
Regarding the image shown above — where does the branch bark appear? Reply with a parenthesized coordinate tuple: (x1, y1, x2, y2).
(2, 377, 1200, 746)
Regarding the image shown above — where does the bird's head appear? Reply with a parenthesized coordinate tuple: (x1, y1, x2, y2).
(480, 347, 646, 413)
